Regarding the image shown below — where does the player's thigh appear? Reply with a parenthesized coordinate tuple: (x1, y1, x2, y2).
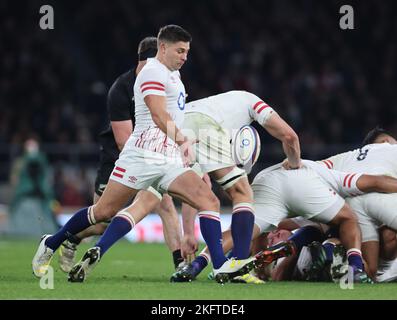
(211, 166, 252, 200)
(167, 170, 219, 211)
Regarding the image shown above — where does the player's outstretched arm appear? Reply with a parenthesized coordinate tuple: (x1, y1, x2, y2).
(357, 174, 397, 194)
(262, 113, 302, 169)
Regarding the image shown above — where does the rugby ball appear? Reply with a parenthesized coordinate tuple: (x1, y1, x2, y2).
(231, 125, 261, 173)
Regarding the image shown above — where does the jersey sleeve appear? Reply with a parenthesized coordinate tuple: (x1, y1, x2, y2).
(136, 66, 167, 98)
(246, 93, 275, 125)
(107, 78, 133, 121)
(330, 170, 364, 198)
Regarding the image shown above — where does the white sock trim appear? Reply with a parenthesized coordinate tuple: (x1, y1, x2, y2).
(322, 240, 337, 246)
(198, 211, 220, 221)
(233, 202, 255, 213)
(116, 211, 136, 228)
(199, 251, 211, 263)
(88, 206, 96, 225)
(347, 248, 362, 256)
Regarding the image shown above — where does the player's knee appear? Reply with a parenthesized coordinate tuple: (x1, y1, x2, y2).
(197, 191, 220, 212)
(93, 204, 118, 222)
(159, 196, 175, 214)
(227, 179, 253, 201)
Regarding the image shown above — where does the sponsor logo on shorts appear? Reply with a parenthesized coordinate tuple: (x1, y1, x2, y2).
(129, 176, 137, 184)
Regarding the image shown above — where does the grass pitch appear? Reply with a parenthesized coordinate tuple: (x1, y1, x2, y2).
(1, 238, 397, 300)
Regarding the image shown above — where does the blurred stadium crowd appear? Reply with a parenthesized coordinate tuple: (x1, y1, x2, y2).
(1, 0, 397, 208)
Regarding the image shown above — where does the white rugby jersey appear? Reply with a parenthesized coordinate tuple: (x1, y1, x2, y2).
(185, 90, 275, 132)
(320, 143, 397, 177)
(253, 160, 364, 198)
(129, 58, 186, 157)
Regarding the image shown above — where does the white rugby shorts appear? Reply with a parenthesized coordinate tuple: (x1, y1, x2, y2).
(252, 166, 345, 233)
(347, 193, 397, 242)
(109, 146, 192, 193)
(182, 112, 237, 173)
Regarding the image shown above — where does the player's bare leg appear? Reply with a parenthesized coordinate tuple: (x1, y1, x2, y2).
(155, 194, 185, 269)
(210, 166, 255, 262)
(361, 241, 379, 280)
(377, 227, 397, 282)
(211, 166, 253, 204)
(168, 170, 256, 283)
(156, 194, 182, 253)
(69, 170, 215, 283)
(171, 223, 263, 282)
(379, 227, 397, 261)
(327, 204, 372, 282)
(177, 173, 212, 264)
(58, 192, 109, 273)
(33, 180, 137, 277)
(68, 188, 159, 282)
(60, 192, 183, 272)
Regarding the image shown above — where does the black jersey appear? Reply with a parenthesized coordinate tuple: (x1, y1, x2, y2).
(98, 69, 136, 161)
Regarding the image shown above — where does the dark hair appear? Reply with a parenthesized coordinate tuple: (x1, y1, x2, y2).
(157, 24, 192, 44)
(362, 126, 392, 145)
(137, 37, 157, 61)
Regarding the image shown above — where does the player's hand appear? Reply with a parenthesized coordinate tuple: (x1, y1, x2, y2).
(282, 158, 303, 170)
(180, 138, 198, 167)
(181, 234, 198, 259)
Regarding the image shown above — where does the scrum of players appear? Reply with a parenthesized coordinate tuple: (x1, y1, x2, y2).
(32, 24, 397, 285)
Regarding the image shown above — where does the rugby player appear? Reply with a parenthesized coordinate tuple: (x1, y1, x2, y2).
(33, 25, 254, 284)
(170, 90, 303, 282)
(57, 37, 184, 273)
